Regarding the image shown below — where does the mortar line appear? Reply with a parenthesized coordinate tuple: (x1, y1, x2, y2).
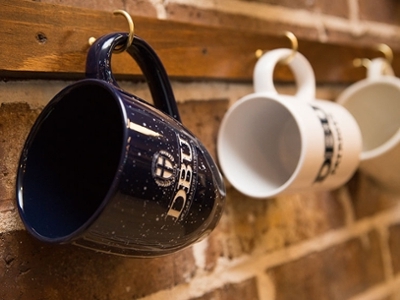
(348, 0, 359, 23)
(377, 225, 395, 282)
(255, 269, 275, 300)
(256, 201, 400, 270)
(139, 202, 400, 300)
(337, 186, 356, 226)
(348, 273, 400, 300)
(148, 0, 168, 19)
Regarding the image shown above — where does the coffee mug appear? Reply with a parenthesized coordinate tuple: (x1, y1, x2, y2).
(217, 48, 362, 198)
(337, 57, 400, 192)
(16, 32, 226, 257)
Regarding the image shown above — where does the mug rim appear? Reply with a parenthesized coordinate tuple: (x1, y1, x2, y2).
(217, 92, 309, 198)
(337, 77, 400, 160)
(16, 79, 129, 243)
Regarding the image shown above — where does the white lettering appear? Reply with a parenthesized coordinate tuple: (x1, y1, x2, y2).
(178, 135, 192, 163)
(178, 163, 193, 190)
(166, 135, 195, 221)
(167, 189, 187, 219)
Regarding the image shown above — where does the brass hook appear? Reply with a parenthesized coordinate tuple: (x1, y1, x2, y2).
(113, 10, 135, 53)
(88, 10, 135, 53)
(376, 43, 393, 65)
(279, 31, 298, 65)
(255, 31, 298, 65)
(353, 43, 393, 69)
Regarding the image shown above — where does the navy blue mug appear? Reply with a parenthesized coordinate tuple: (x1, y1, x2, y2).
(16, 33, 225, 257)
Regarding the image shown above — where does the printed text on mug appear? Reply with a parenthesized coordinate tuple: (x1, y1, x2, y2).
(166, 134, 197, 221)
(312, 106, 343, 183)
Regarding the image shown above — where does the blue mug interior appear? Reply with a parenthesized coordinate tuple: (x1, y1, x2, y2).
(18, 82, 125, 241)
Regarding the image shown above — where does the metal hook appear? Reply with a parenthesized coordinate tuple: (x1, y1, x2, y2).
(112, 10, 135, 53)
(353, 43, 393, 69)
(279, 31, 298, 65)
(376, 43, 393, 65)
(255, 31, 298, 65)
(88, 10, 135, 53)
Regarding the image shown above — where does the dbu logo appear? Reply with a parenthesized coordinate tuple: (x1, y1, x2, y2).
(152, 150, 176, 187)
(152, 135, 197, 222)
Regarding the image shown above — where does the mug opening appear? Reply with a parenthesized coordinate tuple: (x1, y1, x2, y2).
(17, 82, 125, 241)
(341, 82, 400, 158)
(218, 96, 302, 198)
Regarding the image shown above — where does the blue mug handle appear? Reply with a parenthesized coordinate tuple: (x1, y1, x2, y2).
(86, 32, 181, 122)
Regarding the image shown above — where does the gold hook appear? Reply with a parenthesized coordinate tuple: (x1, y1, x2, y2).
(255, 31, 298, 65)
(353, 43, 393, 69)
(113, 10, 135, 53)
(279, 31, 298, 65)
(376, 43, 393, 65)
(88, 10, 135, 53)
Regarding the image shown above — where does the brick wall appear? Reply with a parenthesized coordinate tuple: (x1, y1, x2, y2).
(1, 0, 400, 299)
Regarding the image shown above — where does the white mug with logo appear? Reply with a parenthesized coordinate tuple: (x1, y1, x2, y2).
(337, 57, 400, 192)
(217, 48, 362, 198)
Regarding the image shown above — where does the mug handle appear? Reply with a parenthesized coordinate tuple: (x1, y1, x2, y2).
(253, 48, 316, 100)
(367, 57, 395, 80)
(86, 32, 181, 122)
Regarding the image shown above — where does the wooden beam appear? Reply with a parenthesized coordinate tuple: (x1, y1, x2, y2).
(0, 0, 399, 82)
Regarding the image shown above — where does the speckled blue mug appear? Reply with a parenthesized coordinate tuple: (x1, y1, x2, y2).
(16, 33, 225, 257)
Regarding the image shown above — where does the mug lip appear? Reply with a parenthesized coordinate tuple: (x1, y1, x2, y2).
(361, 129, 400, 160)
(217, 92, 307, 198)
(337, 77, 400, 160)
(337, 76, 400, 106)
(16, 79, 129, 243)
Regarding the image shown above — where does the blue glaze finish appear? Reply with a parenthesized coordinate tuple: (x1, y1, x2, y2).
(86, 33, 181, 122)
(16, 33, 225, 257)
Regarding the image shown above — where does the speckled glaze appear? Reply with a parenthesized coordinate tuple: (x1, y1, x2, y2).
(16, 33, 225, 257)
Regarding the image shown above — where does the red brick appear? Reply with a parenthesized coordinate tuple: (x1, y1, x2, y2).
(165, 3, 320, 40)
(217, 187, 345, 259)
(125, 0, 158, 18)
(190, 278, 260, 300)
(0, 230, 196, 300)
(346, 172, 398, 219)
(236, 0, 314, 10)
(173, 247, 197, 284)
(268, 231, 385, 300)
(165, 3, 400, 51)
(178, 99, 229, 160)
(315, 0, 349, 18)
(388, 223, 400, 275)
(204, 228, 223, 272)
(0, 199, 14, 213)
(245, 0, 349, 17)
(359, 0, 400, 25)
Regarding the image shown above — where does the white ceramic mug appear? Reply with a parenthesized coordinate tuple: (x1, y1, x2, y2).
(217, 49, 362, 198)
(337, 57, 400, 192)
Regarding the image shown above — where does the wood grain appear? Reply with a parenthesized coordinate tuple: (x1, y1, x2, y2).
(0, 0, 399, 82)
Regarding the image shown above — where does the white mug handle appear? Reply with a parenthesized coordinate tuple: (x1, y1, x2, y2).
(367, 57, 394, 80)
(253, 48, 316, 100)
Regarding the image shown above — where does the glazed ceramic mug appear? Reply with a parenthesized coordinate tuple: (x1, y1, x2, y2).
(217, 49, 362, 198)
(16, 33, 225, 257)
(337, 57, 400, 192)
